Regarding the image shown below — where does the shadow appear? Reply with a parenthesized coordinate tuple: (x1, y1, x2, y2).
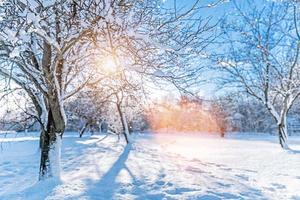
(287, 149, 300, 154)
(1, 178, 60, 200)
(83, 143, 132, 199)
(125, 166, 176, 200)
(79, 141, 173, 200)
(60, 135, 124, 184)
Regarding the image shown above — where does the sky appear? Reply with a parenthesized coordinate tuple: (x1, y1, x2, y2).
(162, 0, 233, 16)
(156, 0, 234, 99)
(158, 0, 287, 99)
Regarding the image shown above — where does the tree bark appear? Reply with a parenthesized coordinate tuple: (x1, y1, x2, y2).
(278, 123, 288, 149)
(39, 108, 63, 180)
(116, 103, 129, 144)
(39, 129, 46, 149)
(99, 121, 103, 134)
(79, 122, 89, 138)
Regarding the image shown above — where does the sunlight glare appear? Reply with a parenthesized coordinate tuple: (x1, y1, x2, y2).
(93, 53, 119, 75)
(101, 55, 118, 73)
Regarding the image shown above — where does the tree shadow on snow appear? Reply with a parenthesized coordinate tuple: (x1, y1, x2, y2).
(82, 143, 132, 199)
(287, 148, 300, 154)
(2, 178, 60, 200)
(79, 142, 172, 200)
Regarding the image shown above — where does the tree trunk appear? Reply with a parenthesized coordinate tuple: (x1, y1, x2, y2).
(79, 122, 89, 138)
(278, 123, 289, 149)
(39, 109, 63, 180)
(122, 114, 130, 144)
(99, 121, 103, 134)
(116, 103, 129, 144)
(39, 129, 46, 149)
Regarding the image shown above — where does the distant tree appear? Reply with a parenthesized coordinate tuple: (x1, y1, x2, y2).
(210, 98, 231, 137)
(215, 1, 300, 148)
(0, 90, 38, 132)
(90, 71, 145, 143)
(65, 87, 107, 138)
(211, 93, 275, 134)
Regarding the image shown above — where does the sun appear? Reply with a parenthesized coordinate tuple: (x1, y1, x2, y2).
(102, 56, 118, 73)
(93, 53, 120, 75)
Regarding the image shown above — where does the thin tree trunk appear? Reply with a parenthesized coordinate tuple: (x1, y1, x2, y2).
(79, 122, 89, 138)
(116, 103, 129, 144)
(99, 121, 103, 134)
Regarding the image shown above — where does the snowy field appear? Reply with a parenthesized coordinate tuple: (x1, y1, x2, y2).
(0, 132, 300, 200)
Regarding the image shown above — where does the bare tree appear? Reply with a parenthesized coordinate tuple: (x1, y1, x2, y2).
(214, 0, 300, 149)
(0, 0, 123, 179)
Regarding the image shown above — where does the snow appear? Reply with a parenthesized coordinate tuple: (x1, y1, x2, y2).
(153, 69, 166, 77)
(48, 133, 62, 179)
(0, 132, 300, 200)
(3, 28, 18, 44)
(232, 112, 244, 120)
(9, 47, 20, 58)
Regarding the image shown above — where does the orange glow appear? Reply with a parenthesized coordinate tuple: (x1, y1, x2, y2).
(147, 97, 229, 133)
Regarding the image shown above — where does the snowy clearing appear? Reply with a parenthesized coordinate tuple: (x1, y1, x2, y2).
(0, 132, 300, 200)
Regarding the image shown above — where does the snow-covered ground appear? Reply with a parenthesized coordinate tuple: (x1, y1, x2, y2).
(0, 132, 300, 200)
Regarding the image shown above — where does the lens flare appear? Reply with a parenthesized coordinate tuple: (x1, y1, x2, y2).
(147, 97, 229, 133)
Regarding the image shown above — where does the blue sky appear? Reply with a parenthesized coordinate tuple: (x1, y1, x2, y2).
(157, 0, 234, 99)
(162, 0, 233, 16)
(158, 0, 282, 99)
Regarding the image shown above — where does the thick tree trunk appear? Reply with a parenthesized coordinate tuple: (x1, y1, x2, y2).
(39, 109, 63, 180)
